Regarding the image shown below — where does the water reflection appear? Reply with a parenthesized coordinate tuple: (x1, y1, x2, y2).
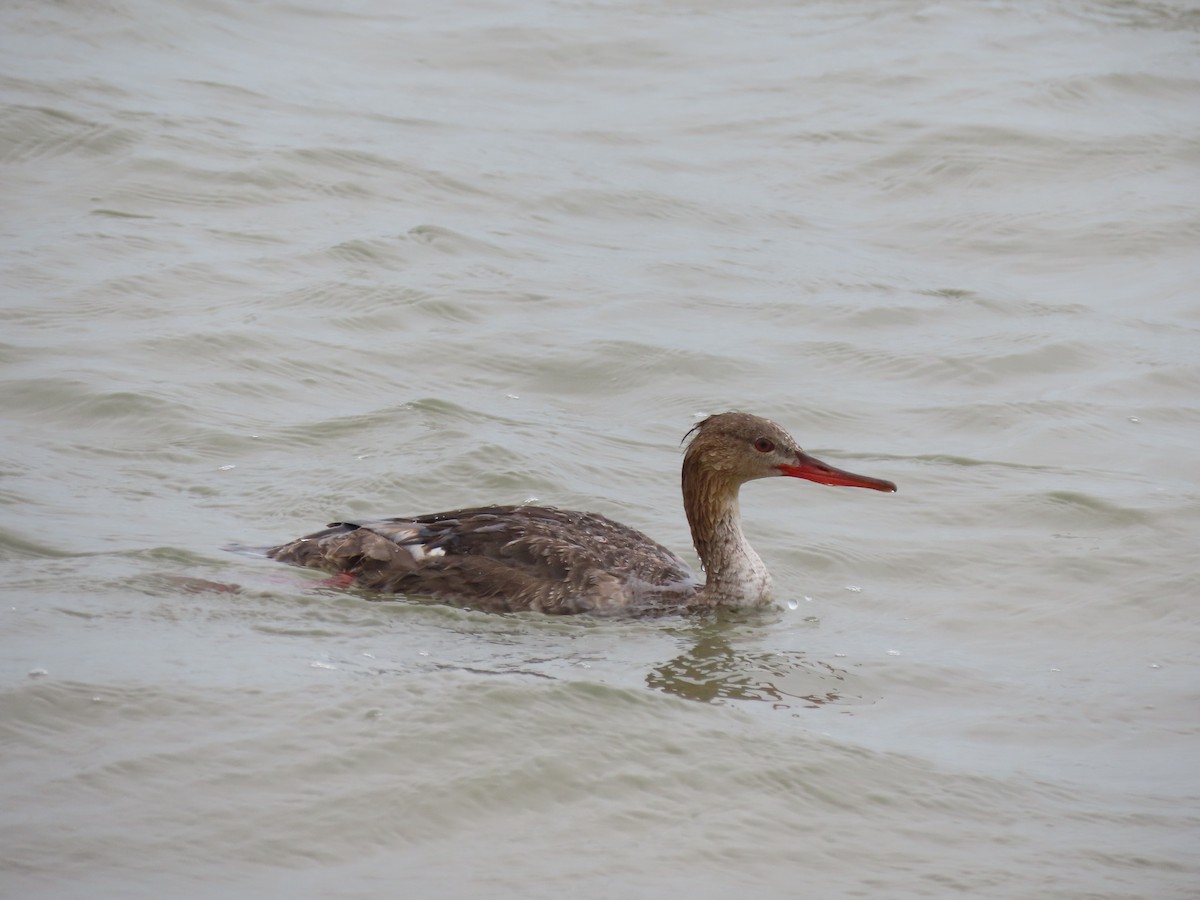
(647, 628, 857, 709)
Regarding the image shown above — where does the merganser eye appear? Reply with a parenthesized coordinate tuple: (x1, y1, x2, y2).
(754, 438, 775, 453)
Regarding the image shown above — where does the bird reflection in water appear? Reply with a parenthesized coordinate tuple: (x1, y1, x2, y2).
(646, 628, 856, 709)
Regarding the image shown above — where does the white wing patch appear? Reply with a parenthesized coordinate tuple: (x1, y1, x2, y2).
(404, 543, 446, 561)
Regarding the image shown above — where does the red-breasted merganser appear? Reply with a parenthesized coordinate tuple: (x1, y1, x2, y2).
(264, 411, 896, 614)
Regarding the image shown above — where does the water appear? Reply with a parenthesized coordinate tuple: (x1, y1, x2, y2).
(2, 0, 1198, 897)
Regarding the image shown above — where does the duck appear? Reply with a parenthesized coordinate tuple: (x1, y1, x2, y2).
(263, 411, 896, 615)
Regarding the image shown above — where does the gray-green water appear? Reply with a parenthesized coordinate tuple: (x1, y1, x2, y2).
(2, 1, 1198, 897)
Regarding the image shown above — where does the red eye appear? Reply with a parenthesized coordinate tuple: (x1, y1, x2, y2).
(754, 437, 775, 453)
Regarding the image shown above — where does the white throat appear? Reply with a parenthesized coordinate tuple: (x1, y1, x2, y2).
(694, 502, 774, 607)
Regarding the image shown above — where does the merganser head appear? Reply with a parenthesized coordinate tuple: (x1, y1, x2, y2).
(683, 411, 897, 492)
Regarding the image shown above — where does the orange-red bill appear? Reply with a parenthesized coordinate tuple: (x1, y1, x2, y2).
(778, 452, 897, 493)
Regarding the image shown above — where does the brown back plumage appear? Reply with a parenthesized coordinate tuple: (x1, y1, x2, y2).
(267, 505, 698, 614)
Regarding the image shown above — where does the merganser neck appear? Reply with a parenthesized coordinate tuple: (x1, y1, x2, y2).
(682, 447, 773, 608)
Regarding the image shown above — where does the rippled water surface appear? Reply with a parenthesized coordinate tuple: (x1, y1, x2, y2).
(2, 0, 1198, 897)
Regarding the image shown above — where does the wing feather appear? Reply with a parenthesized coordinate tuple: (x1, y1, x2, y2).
(266, 505, 697, 613)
